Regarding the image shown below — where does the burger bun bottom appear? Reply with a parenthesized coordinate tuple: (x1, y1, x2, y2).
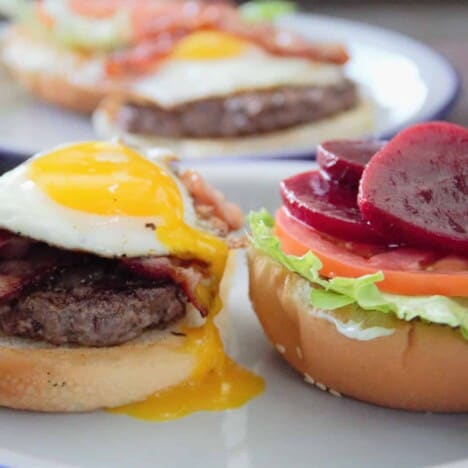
(93, 98, 374, 159)
(247, 248, 468, 413)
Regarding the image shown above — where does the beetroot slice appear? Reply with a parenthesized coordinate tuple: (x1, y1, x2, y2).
(358, 122, 468, 255)
(317, 139, 385, 187)
(280, 170, 384, 243)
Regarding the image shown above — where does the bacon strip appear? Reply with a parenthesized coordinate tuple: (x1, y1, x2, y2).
(0, 235, 214, 316)
(102, 1, 348, 76)
(0, 243, 64, 304)
(121, 256, 213, 316)
(180, 170, 243, 232)
(105, 31, 187, 77)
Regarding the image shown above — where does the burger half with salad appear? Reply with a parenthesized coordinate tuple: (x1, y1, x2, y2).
(248, 122, 468, 412)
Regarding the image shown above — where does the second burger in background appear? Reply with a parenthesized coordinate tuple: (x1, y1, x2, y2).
(92, 1, 372, 157)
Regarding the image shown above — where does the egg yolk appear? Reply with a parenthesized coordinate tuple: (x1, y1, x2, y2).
(28, 142, 226, 299)
(171, 30, 248, 60)
(111, 298, 265, 421)
(29, 142, 265, 421)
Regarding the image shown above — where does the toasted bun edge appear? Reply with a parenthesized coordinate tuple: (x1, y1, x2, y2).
(247, 247, 468, 413)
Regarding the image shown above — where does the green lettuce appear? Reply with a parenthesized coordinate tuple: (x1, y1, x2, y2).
(0, 0, 131, 52)
(248, 210, 468, 339)
(240, 1, 296, 22)
(49, 9, 132, 52)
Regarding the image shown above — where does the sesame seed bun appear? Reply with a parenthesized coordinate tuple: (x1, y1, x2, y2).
(93, 95, 374, 159)
(1, 27, 120, 114)
(247, 247, 468, 413)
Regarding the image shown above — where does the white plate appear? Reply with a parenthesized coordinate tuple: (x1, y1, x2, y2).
(0, 160, 467, 468)
(0, 13, 460, 162)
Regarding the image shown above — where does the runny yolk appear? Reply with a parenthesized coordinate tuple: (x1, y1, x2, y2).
(111, 298, 265, 421)
(29, 141, 265, 421)
(171, 30, 249, 60)
(28, 141, 227, 292)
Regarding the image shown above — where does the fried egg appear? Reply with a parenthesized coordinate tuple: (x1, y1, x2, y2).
(0, 142, 225, 271)
(131, 30, 346, 107)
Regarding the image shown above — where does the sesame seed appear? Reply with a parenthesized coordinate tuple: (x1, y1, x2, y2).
(296, 347, 303, 359)
(275, 344, 286, 354)
(329, 389, 342, 398)
(316, 382, 327, 391)
(304, 373, 315, 385)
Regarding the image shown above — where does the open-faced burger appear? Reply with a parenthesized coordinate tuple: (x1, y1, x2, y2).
(248, 122, 468, 412)
(0, 140, 264, 415)
(89, 1, 372, 157)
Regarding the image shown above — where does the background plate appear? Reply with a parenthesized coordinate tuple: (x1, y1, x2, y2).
(0, 13, 460, 164)
(0, 161, 466, 468)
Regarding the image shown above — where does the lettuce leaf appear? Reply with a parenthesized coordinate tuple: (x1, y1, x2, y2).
(240, 1, 296, 22)
(3, 0, 132, 51)
(248, 210, 468, 339)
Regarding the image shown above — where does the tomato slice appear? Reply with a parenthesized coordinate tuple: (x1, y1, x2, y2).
(275, 208, 468, 297)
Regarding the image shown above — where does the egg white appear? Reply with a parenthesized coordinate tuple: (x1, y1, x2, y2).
(131, 48, 346, 107)
(0, 146, 198, 258)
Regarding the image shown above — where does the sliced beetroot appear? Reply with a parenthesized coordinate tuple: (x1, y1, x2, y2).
(358, 122, 468, 254)
(317, 139, 385, 187)
(280, 170, 384, 243)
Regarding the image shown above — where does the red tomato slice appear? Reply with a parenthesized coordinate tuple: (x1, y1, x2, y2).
(275, 207, 468, 297)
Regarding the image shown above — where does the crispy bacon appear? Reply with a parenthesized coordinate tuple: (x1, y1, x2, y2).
(121, 256, 213, 316)
(180, 170, 243, 232)
(38, 0, 347, 70)
(0, 243, 64, 304)
(105, 30, 187, 77)
(0, 234, 214, 316)
(101, 0, 347, 77)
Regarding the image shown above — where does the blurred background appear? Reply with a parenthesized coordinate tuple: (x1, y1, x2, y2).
(0, 0, 465, 126)
(238, 0, 467, 125)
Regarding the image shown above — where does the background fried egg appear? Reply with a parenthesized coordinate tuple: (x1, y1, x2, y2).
(131, 31, 346, 107)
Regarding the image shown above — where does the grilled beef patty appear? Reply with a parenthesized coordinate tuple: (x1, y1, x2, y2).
(0, 259, 186, 347)
(117, 80, 357, 138)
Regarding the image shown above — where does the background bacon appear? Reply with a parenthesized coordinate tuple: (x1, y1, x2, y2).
(101, 0, 348, 76)
(105, 31, 187, 77)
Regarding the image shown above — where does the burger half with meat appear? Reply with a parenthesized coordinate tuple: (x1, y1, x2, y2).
(93, 2, 372, 158)
(248, 122, 468, 412)
(0, 140, 263, 414)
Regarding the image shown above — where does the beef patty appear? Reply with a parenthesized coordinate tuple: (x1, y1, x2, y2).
(117, 80, 357, 139)
(0, 259, 186, 347)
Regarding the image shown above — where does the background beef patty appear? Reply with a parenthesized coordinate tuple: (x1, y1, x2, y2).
(0, 260, 187, 347)
(117, 80, 357, 138)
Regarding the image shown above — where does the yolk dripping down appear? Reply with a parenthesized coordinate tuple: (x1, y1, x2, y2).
(171, 30, 249, 60)
(111, 298, 265, 421)
(29, 142, 264, 420)
(28, 141, 227, 294)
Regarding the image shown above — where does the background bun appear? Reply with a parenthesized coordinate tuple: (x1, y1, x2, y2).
(248, 248, 468, 413)
(93, 97, 374, 158)
(2, 27, 115, 113)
